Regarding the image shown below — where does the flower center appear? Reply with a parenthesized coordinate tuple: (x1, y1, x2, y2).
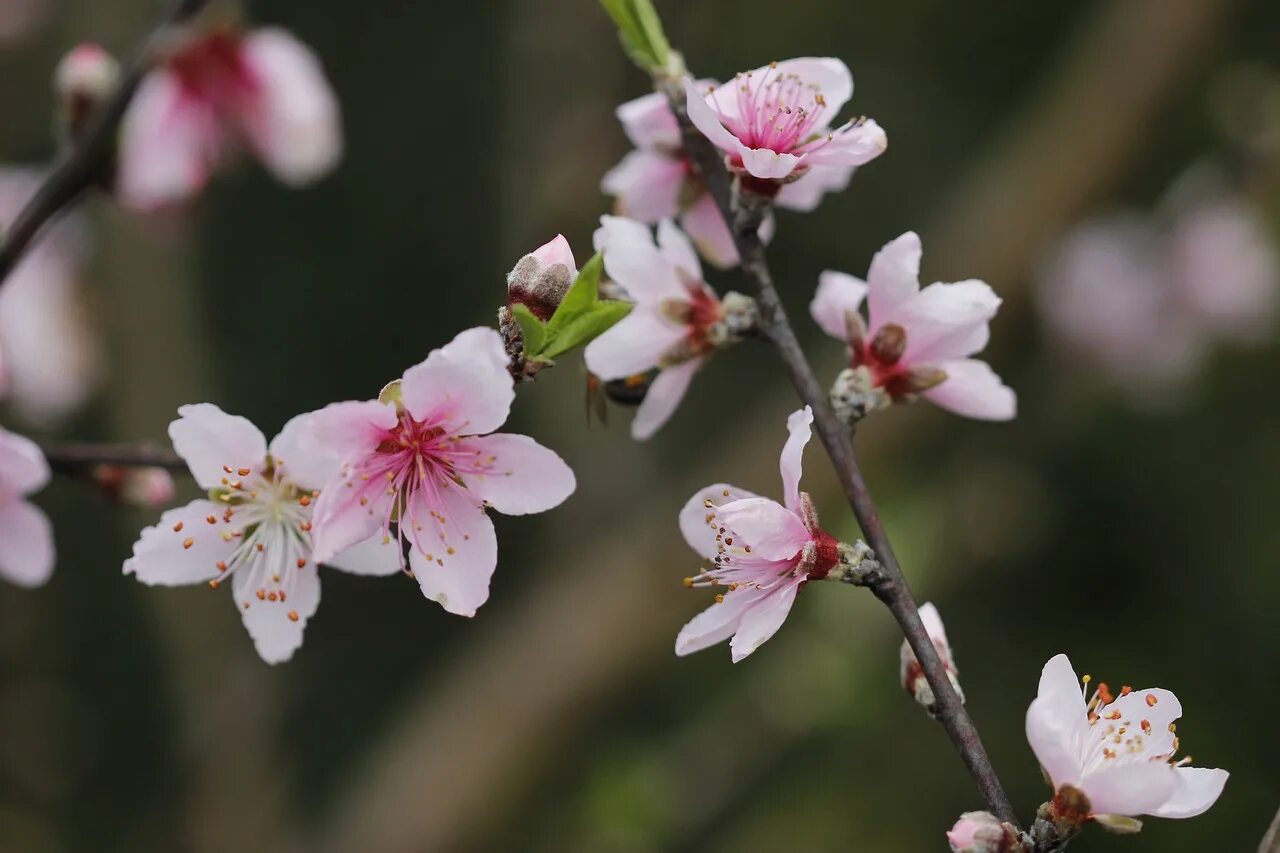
(1078, 674, 1190, 774)
(168, 31, 259, 110)
(682, 488, 808, 600)
(721, 64, 827, 155)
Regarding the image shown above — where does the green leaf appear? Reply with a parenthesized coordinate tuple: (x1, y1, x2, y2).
(510, 303, 547, 356)
(598, 0, 670, 71)
(544, 252, 603, 338)
(540, 301, 632, 361)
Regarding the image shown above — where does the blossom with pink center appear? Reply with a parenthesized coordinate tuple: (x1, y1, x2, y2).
(584, 215, 752, 440)
(1025, 653, 1228, 825)
(125, 405, 402, 664)
(676, 407, 851, 662)
(810, 231, 1016, 421)
(0, 425, 54, 588)
(900, 601, 963, 711)
(0, 168, 100, 424)
(684, 58, 886, 187)
(118, 27, 342, 209)
(307, 327, 575, 617)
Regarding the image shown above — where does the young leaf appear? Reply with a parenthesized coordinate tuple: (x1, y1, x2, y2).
(598, 0, 670, 71)
(510, 303, 547, 357)
(540, 301, 632, 361)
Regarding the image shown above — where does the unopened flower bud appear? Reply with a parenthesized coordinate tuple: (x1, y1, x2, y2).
(506, 234, 577, 321)
(54, 44, 120, 144)
(868, 322, 907, 365)
(947, 811, 1027, 852)
(900, 602, 963, 714)
(93, 465, 176, 508)
(830, 366, 891, 425)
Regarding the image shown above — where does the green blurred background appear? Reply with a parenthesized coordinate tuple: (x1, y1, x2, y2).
(0, 0, 1278, 850)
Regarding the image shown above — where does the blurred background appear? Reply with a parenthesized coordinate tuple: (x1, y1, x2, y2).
(0, 0, 1278, 850)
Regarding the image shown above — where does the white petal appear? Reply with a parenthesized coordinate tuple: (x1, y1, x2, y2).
(461, 433, 575, 515)
(866, 231, 923, 330)
(0, 425, 49, 495)
(598, 224, 686, 303)
(729, 577, 803, 662)
(583, 305, 685, 380)
(680, 193, 740, 269)
(309, 477, 390, 565)
(768, 57, 853, 128)
(774, 164, 854, 213)
(601, 150, 685, 222)
(1151, 767, 1229, 819)
(233, 555, 321, 665)
(117, 70, 216, 208)
(656, 218, 702, 280)
(169, 404, 268, 491)
(0, 499, 53, 588)
(717, 497, 809, 561)
(1081, 762, 1179, 818)
(675, 585, 766, 657)
(893, 279, 1001, 363)
(238, 28, 342, 186)
(739, 146, 802, 180)
(678, 482, 766, 561)
(323, 531, 402, 576)
(923, 359, 1016, 421)
(799, 119, 887, 168)
(593, 213, 658, 254)
(401, 327, 514, 435)
(615, 90, 681, 150)
(683, 77, 742, 153)
(631, 359, 700, 441)
(269, 412, 339, 492)
(810, 270, 868, 341)
(779, 406, 813, 512)
(1025, 654, 1088, 789)
(407, 489, 497, 617)
(123, 500, 234, 587)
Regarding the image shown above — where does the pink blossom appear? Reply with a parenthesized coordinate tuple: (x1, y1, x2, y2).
(0, 425, 54, 588)
(125, 405, 402, 664)
(676, 407, 844, 662)
(118, 28, 342, 209)
(900, 601, 962, 709)
(684, 58, 886, 188)
(810, 231, 1016, 421)
(584, 216, 750, 440)
(93, 465, 177, 508)
(307, 328, 575, 617)
(1025, 653, 1228, 824)
(0, 168, 100, 424)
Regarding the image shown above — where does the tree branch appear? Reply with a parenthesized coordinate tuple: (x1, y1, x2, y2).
(1261, 804, 1280, 853)
(660, 77, 1018, 825)
(0, 0, 213, 287)
(43, 442, 186, 477)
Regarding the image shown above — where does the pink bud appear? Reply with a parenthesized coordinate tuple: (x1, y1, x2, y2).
(506, 235, 578, 321)
(93, 466, 176, 508)
(947, 811, 1022, 852)
(54, 44, 120, 142)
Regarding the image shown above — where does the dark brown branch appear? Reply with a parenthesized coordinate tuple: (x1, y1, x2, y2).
(0, 0, 213, 287)
(660, 77, 1018, 825)
(44, 442, 186, 477)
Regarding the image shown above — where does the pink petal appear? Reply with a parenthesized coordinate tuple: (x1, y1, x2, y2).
(0, 498, 53, 588)
(810, 270, 868, 341)
(323, 532, 402, 576)
(678, 482, 765, 561)
(675, 585, 767, 657)
(894, 279, 1000, 363)
(717, 497, 809, 561)
(1082, 762, 1179, 819)
(169, 404, 268, 490)
(269, 412, 339, 492)
(729, 576, 803, 662)
(530, 234, 576, 270)
(309, 474, 392, 565)
(461, 433, 575, 515)
(583, 304, 685, 380)
(401, 327, 514, 434)
(238, 28, 342, 186)
(0, 426, 49, 495)
(656, 218, 702, 280)
(923, 359, 1016, 421)
(631, 358, 700, 440)
(593, 214, 658, 254)
(407, 489, 497, 617)
(799, 119, 887, 168)
(866, 231, 923, 331)
(596, 217, 687, 303)
(1105, 688, 1182, 758)
(774, 164, 854, 213)
(232, 553, 321, 664)
(117, 70, 216, 209)
(767, 58, 853, 129)
(123, 499, 234, 587)
(1025, 654, 1088, 789)
(918, 602, 949, 646)
(602, 150, 686, 223)
(1151, 767, 1229, 819)
(739, 146, 802, 180)
(615, 90, 681, 150)
(779, 406, 813, 512)
(309, 399, 399, 460)
(683, 77, 742, 154)
(679, 193, 740, 269)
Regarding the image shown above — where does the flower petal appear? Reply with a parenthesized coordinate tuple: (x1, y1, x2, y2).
(729, 576, 803, 662)
(717, 497, 809, 561)
(775, 164, 854, 213)
(739, 146, 802, 180)
(1025, 653, 1088, 789)
(615, 90, 681, 150)
(631, 358, 701, 441)
(602, 150, 685, 223)
(1150, 767, 1229, 819)
(461, 433, 575, 515)
(866, 231, 922, 330)
(597, 218, 686, 303)
(923, 359, 1016, 421)
(309, 471, 392, 565)
(680, 192, 740, 269)
(810, 270, 868, 341)
(894, 279, 1000, 363)
(583, 305, 685, 380)
(407, 489, 497, 617)
(0, 426, 50, 496)
(780, 406, 813, 512)
(232, 555, 321, 665)
(0, 499, 53, 588)
(1082, 762, 1179, 818)
(678, 482, 765, 561)
(323, 531, 402, 576)
(117, 70, 215, 209)
(123, 499, 234, 587)
(238, 28, 342, 186)
(769, 57, 853, 129)
(169, 404, 268, 491)
(656, 218, 702, 280)
(799, 119, 887, 168)
(269, 412, 338, 492)
(675, 585, 767, 657)
(308, 399, 399, 461)
(401, 327, 514, 435)
(683, 77, 742, 153)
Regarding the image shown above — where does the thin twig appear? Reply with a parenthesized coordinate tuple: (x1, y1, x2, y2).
(660, 76, 1018, 825)
(43, 442, 186, 476)
(0, 0, 213, 287)
(1261, 804, 1280, 853)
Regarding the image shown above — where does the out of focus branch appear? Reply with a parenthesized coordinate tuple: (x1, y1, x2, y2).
(43, 442, 185, 477)
(1261, 804, 1280, 853)
(0, 0, 212, 286)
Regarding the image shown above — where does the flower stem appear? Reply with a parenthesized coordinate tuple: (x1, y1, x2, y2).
(0, 0, 214, 289)
(43, 442, 186, 477)
(658, 76, 1019, 826)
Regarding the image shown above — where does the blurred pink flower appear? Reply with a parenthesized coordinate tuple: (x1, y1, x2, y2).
(676, 407, 841, 662)
(811, 231, 1016, 420)
(125, 405, 401, 664)
(93, 465, 176, 508)
(118, 28, 342, 209)
(307, 328, 575, 618)
(0, 425, 54, 588)
(684, 58, 885, 186)
(900, 601, 963, 709)
(1025, 653, 1228, 824)
(946, 811, 1018, 852)
(584, 216, 738, 440)
(0, 169, 101, 425)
